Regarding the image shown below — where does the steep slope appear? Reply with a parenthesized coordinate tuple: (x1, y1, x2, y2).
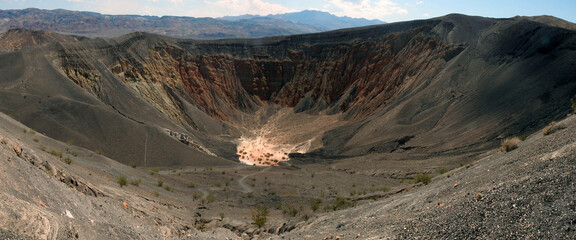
(280, 113, 576, 239)
(0, 112, 240, 239)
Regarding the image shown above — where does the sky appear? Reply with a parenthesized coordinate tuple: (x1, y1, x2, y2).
(1, 0, 575, 23)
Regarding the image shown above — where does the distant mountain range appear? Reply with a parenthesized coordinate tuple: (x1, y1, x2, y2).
(0, 8, 385, 39)
(219, 10, 386, 31)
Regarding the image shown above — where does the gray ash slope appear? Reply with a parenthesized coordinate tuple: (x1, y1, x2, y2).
(0, 14, 575, 168)
(280, 115, 576, 239)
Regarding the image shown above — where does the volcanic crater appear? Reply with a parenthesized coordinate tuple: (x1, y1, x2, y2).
(0, 13, 576, 239)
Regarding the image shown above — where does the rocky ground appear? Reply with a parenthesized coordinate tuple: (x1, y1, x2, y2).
(274, 115, 576, 239)
(2, 110, 576, 239)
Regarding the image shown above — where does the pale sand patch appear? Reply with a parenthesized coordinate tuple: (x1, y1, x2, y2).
(236, 107, 347, 166)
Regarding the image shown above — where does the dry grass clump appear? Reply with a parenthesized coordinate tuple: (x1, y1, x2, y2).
(542, 121, 565, 136)
(499, 137, 522, 152)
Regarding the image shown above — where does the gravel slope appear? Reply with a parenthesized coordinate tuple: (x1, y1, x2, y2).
(278, 115, 576, 239)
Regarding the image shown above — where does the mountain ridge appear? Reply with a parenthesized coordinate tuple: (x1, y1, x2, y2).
(219, 10, 386, 31)
(0, 8, 384, 39)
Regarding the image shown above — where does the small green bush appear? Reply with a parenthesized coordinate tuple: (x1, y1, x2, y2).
(118, 176, 127, 187)
(192, 192, 201, 200)
(415, 173, 431, 185)
(437, 167, 449, 174)
(68, 150, 78, 157)
(63, 157, 73, 165)
(251, 204, 269, 228)
(311, 198, 323, 211)
(205, 194, 216, 203)
(157, 179, 164, 187)
(328, 195, 353, 211)
(283, 205, 299, 217)
(475, 193, 483, 200)
(50, 149, 63, 158)
(130, 179, 142, 186)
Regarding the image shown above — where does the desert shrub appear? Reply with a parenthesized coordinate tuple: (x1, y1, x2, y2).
(205, 194, 216, 203)
(437, 167, 449, 174)
(49, 149, 63, 158)
(327, 196, 354, 211)
(63, 157, 73, 165)
(415, 173, 431, 185)
(499, 137, 521, 152)
(157, 179, 164, 187)
(542, 121, 565, 136)
(475, 193, 484, 200)
(283, 205, 299, 217)
(311, 198, 323, 211)
(187, 182, 196, 188)
(130, 163, 137, 168)
(153, 191, 160, 197)
(118, 176, 127, 187)
(300, 209, 314, 221)
(130, 179, 142, 186)
(164, 185, 172, 191)
(251, 204, 269, 228)
(219, 213, 225, 220)
(571, 97, 576, 113)
(192, 192, 201, 200)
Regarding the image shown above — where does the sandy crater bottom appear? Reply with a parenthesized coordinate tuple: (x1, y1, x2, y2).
(235, 108, 346, 166)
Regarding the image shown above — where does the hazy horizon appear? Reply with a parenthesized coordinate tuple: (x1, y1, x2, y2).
(0, 0, 574, 24)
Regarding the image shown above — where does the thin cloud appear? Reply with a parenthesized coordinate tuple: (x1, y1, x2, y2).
(209, 0, 291, 16)
(329, 0, 408, 20)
